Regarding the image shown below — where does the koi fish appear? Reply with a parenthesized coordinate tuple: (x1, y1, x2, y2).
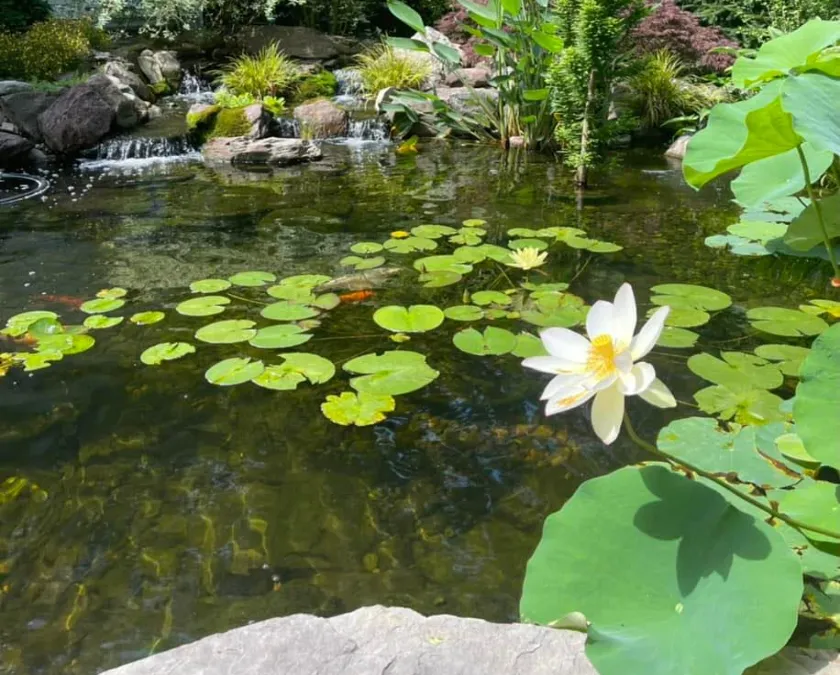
(39, 295, 84, 309)
(339, 290, 375, 304)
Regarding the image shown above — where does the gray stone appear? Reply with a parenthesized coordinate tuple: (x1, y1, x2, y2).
(293, 99, 348, 138)
(203, 137, 323, 166)
(437, 86, 499, 116)
(243, 103, 271, 139)
(103, 61, 153, 102)
(665, 134, 692, 160)
(0, 131, 34, 169)
(236, 25, 348, 61)
(0, 91, 57, 142)
(138, 50, 182, 89)
(38, 84, 115, 154)
(87, 74, 139, 129)
(0, 81, 33, 97)
(445, 67, 492, 88)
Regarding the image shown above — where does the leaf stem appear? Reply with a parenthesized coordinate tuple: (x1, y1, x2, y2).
(227, 292, 269, 306)
(797, 146, 840, 278)
(622, 412, 840, 541)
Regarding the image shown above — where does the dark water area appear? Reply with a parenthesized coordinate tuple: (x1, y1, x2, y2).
(0, 142, 828, 674)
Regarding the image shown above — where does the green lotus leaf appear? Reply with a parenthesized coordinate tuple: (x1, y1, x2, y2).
(782, 71, 840, 157)
(754, 344, 810, 377)
(453, 327, 517, 356)
(507, 227, 541, 237)
(261, 301, 320, 322)
(130, 311, 165, 326)
(36, 333, 95, 355)
(228, 271, 276, 287)
(784, 192, 840, 252)
(651, 284, 732, 311)
(794, 323, 840, 469)
(705, 233, 772, 256)
(508, 238, 548, 251)
(373, 305, 445, 333)
(253, 353, 335, 390)
(584, 240, 623, 253)
(195, 319, 257, 344)
(190, 278, 232, 293)
(694, 385, 786, 425)
(774, 432, 818, 465)
(277, 274, 332, 289)
(14, 350, 63, 371)
(419, 271, 463, 287)
(83, 315, 124, 330)
(521, 307, 585, 328)
(339, 255, 386, 271)
(462, 218, 487, 228)
(2, 311, 59, 337)
(205, 357, 264, 386)
(688, 352, 783, 391)
(80, 298, 125, 315)
(444, 305, 484, 322)
(520, 464, 802, 675)
(321, 391, 396, 426)
(477, 243, 515, 261)
(27, 317, 63, 337)
(511, 332, 548, 358)
(350, 241, 384, 254)
(383, 237, 437, 254)
(248, 324, 312, 349)
(804, 582, 840, 649)
(747, 307, 828, 337)
(471, 290, 512, 307)
(343, 351, 439, 396)
(449, 231, 484, 246)
(535, 292, 585, 312)
(523, 282, 570, 293)
(267, 284, 316, 302)
(140, 342, 196, 366)
(452, 246, 487, 263)
(657, 327, 699, 349)
(649, 306, 710, 328)
(774, 481, 840, 545)
(411, 224, 458, 239)
(727, 220, 787, 243)
(95, 287, 128, 300)
(414, 255, 473, 275)
(800, 299, 840, 318)
(311, 293, 340, 310)
(176, 295, 231, 317)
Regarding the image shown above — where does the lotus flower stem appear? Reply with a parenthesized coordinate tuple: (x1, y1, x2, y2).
(797, 146, 840, 279)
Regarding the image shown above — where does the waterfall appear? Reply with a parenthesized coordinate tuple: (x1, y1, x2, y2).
(333, 68, 364, 106)
(273, 117, 302, 139)
(346, 118, 390, 142)
(177, 72, 215, 104)
(79, 136, 200, 170)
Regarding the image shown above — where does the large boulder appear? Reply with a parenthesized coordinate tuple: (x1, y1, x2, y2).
(0, 131, 34, 169)
(137, 50, 182, 91)
(437, 86, 498, 116)
(87, 74, 141, 129)
(203, 137, 323, 166)
(0, 81, 33, 97)
(0, 91, 57, 142)
(445, 67, 491, 88)
(38, 84, 115, 154)
(235, 26, 348, 62)
(293, 99, 347, 138)
(103, 61, 153, 102)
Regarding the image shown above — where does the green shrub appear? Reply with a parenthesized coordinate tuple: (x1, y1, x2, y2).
(0, 0, 50, 33)
(356, 43, 431, 96)
(208, 107, 252, 139)
(294, 71, 338, 103)
(215, 44, 300, 99)
(0, 18, 93, 81)
(215, 89, 286, 115)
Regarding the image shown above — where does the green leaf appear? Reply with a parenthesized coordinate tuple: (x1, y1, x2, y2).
(795, 323, 840, 469)
(531, 30, 564, 53)
(754, 344, 810, 377)
(694, 385, 786, 425)
(321, 391, 396, 426)
(340, 255, 386, 271)
(83, 315, 123, 330)
(96, 287, 127, 300)
(350, 242, 384, 254)
(195, 320, 257, 344)
(501, 0, 520, 15)
(453, 327, 517, 356)
(140, 342, 195, 366)
(462, 218, 487, 228)
(452, 246, 487, 263)
(512, 332, 548, 358)
(80, 298, 125, 315)
(457, 0, 499, 24)
(651, 284, 732, 311)
(130, 311, 165, 326)
(508, 238, 548, 251)
(784, 192, 840, 251)
(252, 353, 334, 390)
(801, 298, 840, 318)
(688, 352, 783, 391)
(414, 255, 473, 275)
(36, 333, 95, 355)
(419, 270, 462, 287)
(266, 284, 315, 302)
(248, 324, 312, 349)
(473, 43, 495, 57)
(521, 307, 585, 328)
(471, 290, 512, 307)
(2, 311, 58, 337)
(261, 301, 320, 322)
(27, 317, 63, 337)
(387, 36, 429, 52)
(657, 327, 699, 349)
(190, 278, 231, 293)
(444, 305, 484, 321)
(431, 41, 462, 64)
(14, 350, 63, 371)
(387, 0, 427, 34)
(344, 351, 439, 396)
(523, 88, 548, 102)
(176, 295, 230, 317)
(521, 464, 803, 675)
(411, 224, 458, 239)
(775, 481, 840, 545)
(449, 231, 484, 246)
(747, 307, 828, 337)
(228, 271, 276, 287)
(205, 357, 264, 386)
(277, 274, 332, 289)
(373, 305, 445, 333)
(383, 236, 437, 254)
(782, 70, 840, 156)
(727, 220, 787, 243)
(311, 293, 340, 310)
(649, 306, 710, 328)
(476, 243, 514, 261)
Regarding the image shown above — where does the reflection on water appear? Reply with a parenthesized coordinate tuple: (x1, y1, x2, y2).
(0, 143, 824, 674)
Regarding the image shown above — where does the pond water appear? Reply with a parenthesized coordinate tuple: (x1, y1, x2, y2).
(0, 142, 826, 674)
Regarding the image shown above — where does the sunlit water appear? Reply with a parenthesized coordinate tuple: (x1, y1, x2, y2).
(0, 143, 828, 674)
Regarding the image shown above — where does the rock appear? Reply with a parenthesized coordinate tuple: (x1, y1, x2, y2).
(665, 134, 692, 160)
(508, 135, 527, 148)
(243, 103, 271, 139)
(235, 26, 348, 62)
(103, 61, 153, 102)
(394, 28, 464, 90)
(138, 50, 182, 90)
(38, 84, 115, 154)
(87, 74, 139, 129)
(0, 81, 33, 97)
(437, 86, 498, 116)
(293, 99, 348, 138)
(202, 137, 323, 167)
(0, 91, 57, 142)
(0, 131, 34, 169)
(445, 67, 492, 88)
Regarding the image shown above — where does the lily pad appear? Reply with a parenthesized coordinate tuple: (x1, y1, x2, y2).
(253, 353, 335, 390)
(350, 242, 384, 254)
(419, 271, 462, 287)
(261, 301, 320, 322)
(14, 350, 63, 371)
(476, 244, 514, 261)
(800, 299, 840, 319)
(657, 327, 699, 349)
(512, 332, 549, 358)
(277, 274, 332, 289)
(775, 481, 840, 545)
(228, 271, 276, 287)
(462, 218, 487, 228)
(96, 287, 128, 300)
(523, 282, 570, 293)
(754, 344, 810, 377)
(195, 320, 257, 344)
(508, 238, 549, 251)
(130, 311, 165, 326)
(140, 342, 196, 365)
(27, 317, 63, 337)
(688, 352, 783, 391)
(651, 284, 732, 312)
(471, 291, 512, 307)
(205, 357, 264, 386)
(36, 333, 95, 355)
(521, 307, 586, 328)
(747, 307, 829, 337)
(80, 298, 125, 315)
(383, 237, 437, 254)
(311, 293, 340, 310)
(248, 324, 312, 349)
(190, 278, 232, 294)
(83, 315, 124, 330)
(2, 311, 59, 337)
(649, 306, 710, 328)
(267, 284, 315, 302)
(452, 246, 487, 263)
(694, 385, 785, 425)
(343, 351, 439, 396)
(339, 255, 386, 271)
(453, 327, 517, 356)
(449, 230, 484, 246)
(411, 224, 457, 239)
(321, 391, 396, 426)
(176, 295, 230, 317)
(373, 305, 445, 333)
(414, 255, 473, 275)
(444, 305, 484, 322)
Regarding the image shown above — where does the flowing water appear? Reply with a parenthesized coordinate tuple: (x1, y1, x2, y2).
(0, 143, 827, 674)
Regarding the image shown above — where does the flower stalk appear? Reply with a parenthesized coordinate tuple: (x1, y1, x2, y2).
(797, 146, 840, 279)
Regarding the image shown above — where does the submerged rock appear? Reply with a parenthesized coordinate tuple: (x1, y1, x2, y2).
(293, 99, 348, 138)
(665, 134, 692, 160)
(202, 137, 323, 166)
(38, 84, 115, 154)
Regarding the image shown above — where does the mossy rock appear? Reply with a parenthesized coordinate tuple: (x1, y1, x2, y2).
(150, 80, 172, 97)
(186, 104, 220, 132)
(293, 71, 338, 104)
(208, 107, 251, 140)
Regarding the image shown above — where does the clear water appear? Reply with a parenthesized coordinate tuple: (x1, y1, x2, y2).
(0, 143, 826, 674)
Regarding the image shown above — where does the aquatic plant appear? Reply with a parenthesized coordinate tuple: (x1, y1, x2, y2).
(293, 71, 338, 102)
(215, 43, 301, 99)
(355, 42, 432, 96)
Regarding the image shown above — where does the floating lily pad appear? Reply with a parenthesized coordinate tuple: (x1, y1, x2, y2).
(419, 271, 462, 287)
(343, 351, 439, 396)
(411, 224, 457, 239)
(190, 278, 232, 294)
(277, 274, 332, 289)
(508, 238, 549, 251)
(96, 287, 128, 300)
(390, 333, 411, 343)
(140, 342, 196, 365)
(383, 237, 437, 254)
(476, 244, 514, 261)
(339, 255, 386, 271)
(176, 295, 230, 317)
(694, 385, 785, 425)
(705, 233, 772, 256)
(14, 350, 63, 371)
(471, 290, 512, 307)
(253, 353, 335, 390)
(248, 324, 312, 349)
(507, 227, 542, 237)
(453, 327, 517, 356)
(747, 307, 828, 337)
(130, 311, 165, 326)
(311, 293, 340, 310)
(521, 307, 586, 328)
(656, 326, 698, 348)
(728, 220, 787, 243)
(267, 284, 315, 302)
(83, 315, 124, 330)
(452, 246, 487, 263)
(27, 317, 63, 337)
(205, 357, 264, 386)
(36, 333, 95, 355)
(754, 344, 810, 377)
(80, 298, 125, 315)
(523, 282, 570, 293)
(350, 242, 384, 254)
(688, 352, 783, 391)
(444, 305, 484, 322)
(651, 284, 732, 312)
(373, 305, 445, 333)
(775, 481, 840, 546)
(800, 299, 840, 318)
(512, 332, 549, 358)
(449, 230, 484, 246)
(321, 391, 396, 426)
(649, 306, 710, 328)
(462, 218, 487, 228)
(228, 271, 276, 287)
(195, 320, 257, 344)
(261, 301, 320, 322)
(414, 255, 473, 275)
(2, 311, 59, 337)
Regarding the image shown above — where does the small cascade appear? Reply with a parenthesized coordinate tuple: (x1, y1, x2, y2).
(333, 68, 364, 105)
(273, 117, 302, 138)
(79, 135, 200, 170)
(346, 117, 390, 142)
(177, 72, 215, 104)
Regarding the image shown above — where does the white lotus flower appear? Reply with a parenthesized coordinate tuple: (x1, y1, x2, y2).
(523, 283, 676, 445)
(507, 247, 548, 270)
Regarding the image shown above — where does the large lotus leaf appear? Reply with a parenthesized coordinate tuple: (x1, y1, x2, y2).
(747, 307, 828, 337)
(2, 311, 58, 337)
(190, 278, 231, 293)
(80, 298, 125, 315)
(205, 357, 264, 386)
(176, 295, 230, 317)
(373, 305, 444, 333)
(414, 255, 473, 275)
(755, 344, 810, 377)
(83, 315, 124, 330)
(228, 271, 276, 287)
(783, 192, 840, 252)
(444, 305, 484, 321)
(343, 351, 439, 396)
(794, 323, 840, 469)
(252, 353, 335, 390)
(383, 237, 437, 254)
(130, 311, 165, 326)
(520, 464, 802, 675)
(195, 320, 257, 344)
(511, 332, 548, 358)
(321, 391, 396, 426)
(36, 333, 95, 355)
(471, 290, 512, 307)
(248, 324, 312, 349)
(340, 255, 386, 271)
(804, 581, 840, 649)
(657, 327, 699, 349)
(731, 20, 840, 88)
(651, 284, 732, 312)
(683, 82, 801, 189)
(657, 417, 798, 488)
(688, 352, 783, 391)
(782, 71, 840, 156)
(140, 342, 196, 365)
(261, 301, 320, 322)
(727, 220, 787, 243)
(694, 385, 786, 425)
(411, 224, 457, 239)
(774, 481, 840, 545)
(453, 327, 517, 356)
(731, 143, 833, 209)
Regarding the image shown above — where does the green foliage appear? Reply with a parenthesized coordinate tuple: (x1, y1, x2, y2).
(150, 81, 172, 97)
(0, 0, 50, 33)
(293, 71, 338, 102)
(0, 18, 95, 80)
(186, 104, 221, 132)
(356, 42, 431, 95)
(215, 44, 300, 98)
(207, 108, 252, 139)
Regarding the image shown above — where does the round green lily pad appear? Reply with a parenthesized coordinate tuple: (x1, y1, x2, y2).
(321, 391, 396, 426)
(340, 256, 386, 271)
(190, 278, 232, 294)
(261, 301, 320, 322)
(176, 295, 230, 317)
(248, 324, 312, 349)
(444, 305, 484, 322)
(140, 342, 196, 365)
(195, 319, 257, 344)
(651, 284, 732, 312)
(80, 298, 125, 315)
(252, 353, 335, 390)
(411, 224, 458, 239)
(453, 327, 517, 356)
(373, 305, 445, 333)
(508, 238, 549, 251)
(351, 242, 384, 254)
(83, 315, 124, 330)
(419, 271, 462, 287)
(228, 271, 276, 287)
(657, 327, 699, 349)
(471, 290, 512, 307)
(95, 287, 128, 300)
(205, 357, 264, 386)
(2, 311, 59, 337)
(130, 311, 165, 326)
(383, 237, 437, 254)
(343, 351, 439, 396)
(747, 307, 829, 337)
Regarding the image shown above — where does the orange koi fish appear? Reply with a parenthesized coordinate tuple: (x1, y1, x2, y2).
(39, 295, 84, 309)
(339, 290, 375, 304)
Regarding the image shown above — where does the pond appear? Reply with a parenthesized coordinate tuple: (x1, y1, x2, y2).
(0, 142, 826, 674)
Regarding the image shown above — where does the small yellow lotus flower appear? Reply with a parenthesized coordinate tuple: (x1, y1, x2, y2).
(507, 247, 548, 270)
(391, 230, 411, 239)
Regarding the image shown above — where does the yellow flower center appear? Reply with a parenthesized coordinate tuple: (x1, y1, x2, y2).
(391, 231, 411, 239)
(587, 334, 617, 379)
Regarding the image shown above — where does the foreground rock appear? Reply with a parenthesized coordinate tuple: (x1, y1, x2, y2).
(203, 137, 322, 166)
(0, 91, 57, 142)
(0, 81, 33, 97)
(445, 67, 492, 88)
(103, 61, 153, 102)
(38, 85, 115, 154)
(665, 134, 692, 160)
(293, 99, 348, 138)
(138, 49, 182, 92)
(0, 131, 34, 168)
